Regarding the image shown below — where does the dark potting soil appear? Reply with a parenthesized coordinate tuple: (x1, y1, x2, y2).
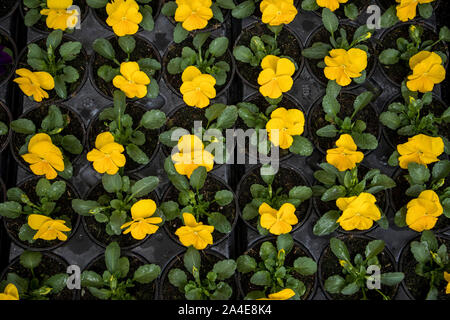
(88, 103, 159, 172)
(162, 177, 236, 246)
(161, 250, 237, 300)
(12, 104, 85, 169)
(238, 166, 310, 231)
(235, 23, 302, 88)
(1, 253, 73, 300)
(0, 32, 15, 84)
(307, 24, 376, 87)
(163, 37, 234, 96)
(4, 178, 79, 249)
(0, 0, 17, 19)
(239, 239, 315, 300)
(309, 92, 380, 153)
(379, 23, 448, 85)
(0, 102, 10, 150)
(92, 36, 161, 99)
(401, 236, 450, 300)
(80, 254, 157, 300)
(320, 236, 397, 300)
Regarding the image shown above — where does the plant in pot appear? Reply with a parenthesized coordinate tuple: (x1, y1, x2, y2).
(230, 0, 298, 21)
(301, 0, 369, 20)
(321, 237, 404, 300)
(0, 31, 15, 86)
(379, 0, 439, 26)
(80, 242, 161, 300)
(0, 103, 10, 153)
(0, 251, 71, 300)
(239, 164, 313, 236)
(312, 134, 395, 236)
(10, 104, 84, 180)
(14, 30, 87, 102)
(236, 234, 317, 300)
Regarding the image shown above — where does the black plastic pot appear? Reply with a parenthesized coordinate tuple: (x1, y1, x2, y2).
(0, 26, 18, 89)
(0, 100, 12, 154)
(0, 0, 19, 22)
(0, 176, 5, 201)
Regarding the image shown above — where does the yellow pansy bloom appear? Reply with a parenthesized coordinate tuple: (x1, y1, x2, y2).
(87, 132, 126, 175)
(336, 193, 381, 231)
(258, 55, 295, 99)
(180, 66, 216, 109)
(40, 0, 78, 31)
(444, 272, 450, 294)
(397, 134, 444, 169)
(121, 199, 162, 240)
(106, 0, 142, 36)
(22, 133, 64, 180)
(0, 284, 19, 301)
(406, 51, 445, 93)
(324, 48, 367, 86)
(266, 107, 305, 149)
(317, 0, 349, 11)
(396, 0, 435, 22)
(28, 214, 71, 241)
(259, 202, 298, 235)
(175, 212, 214, 250)
(260, 0, 298, 26)
(257, 288, 296, 300)
(13, 69, 55, 102)
(112, 62, 150, 99)
(172, 135, 214, 178)
(406, 190, 443, 232)
(174, 0, 213, 31)
(326, 134, 364, 171)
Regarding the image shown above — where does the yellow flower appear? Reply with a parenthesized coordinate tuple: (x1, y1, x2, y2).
(22, 133, 64, 180)
(326, 134, 364, 171)
(0, 284, 19, 300)
(121, 199, 162, 240)
(324, 48, 367, 86)
(259, 202, 298, 235)
(260, 0, 298, 26)
(444, 272, 450, 294)
(13, 69, 55, 102)
(339, 260, 348, 267)
(336, 193, 381, 231)
(40, 0, 78, 31)
(316, 0, 349, 11)
(28, 214, 71, 241)
(266, 108, 305, 149)
(175, 212, 214, 250)
(397, 134, 444, 169)
(396, 0, 435, 22)
(87, 132, 126, 175)
(106, 0, 143, 36)
(171, 135, 214, 178)
(257, 288, 296, 300)
(406, 190, 443, 232)
(406, 51, 445, 93)
(258, 55, 295, 99)
(112, 62, 150, 99)
(174, 0, 213, 31)
(180, 66, 216, 109)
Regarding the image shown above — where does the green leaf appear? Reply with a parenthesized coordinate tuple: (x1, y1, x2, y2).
(88, 287, 111, 300)
(168, 268, 188, 289)
(276, 233, 294, 254)
(140, 109, 166, 129)
(20, 251, 42, 269)
(161, 1, 177, 16)
(365, 239, 385, 260)
(379, 111, 401, 130)
(408, 163, 430, 184)
(379, 49, 400, 65)
(102, 173, 123, 193)
(380, 272, 404, 286)
(86, 0, 108, 8)
(233, 46, 254, 63)
(322, 8, 339, 34)
(213, 260, 236, 280)
(126, 144, 150, 165)
(294, 257, 317, 276)
(46, 30, 63, 49)
(302, 0, 320, 11)
(250, 271, 271, 286)
(173, 23, 189, 43)
(211, 282, 233, 300)
(18, 224, 36, 242)
(72, 199, 100, 216)
(324, 275, 345, 294)
(24, 9, 41, 27)
(208, 212, 231, 233)
(352, 132, 378, 150)
(410, 241, 431, 264)
(313, 211, 340, 236)
(190, 166, 207, 190)
(10, 119, 36, 134)
(260, 241, 277, 260)
(47, 181, 66, 201)
(289, 136, 313, 156)
(193, 32, 210, 50)
(98, 65, 119, 82)
(289, 186, 312, 202)
(418, 3, 433, 19)
(209, 37, 229, 57)
(93, 38, 116, 60)
(216, 105, 238, 129)
(44, 274, 68, 293)
(133, 264, 161, 284)
(118, 36, 135, 54)
(432, 160, 450, 181)
(59, 42, 82, 61)
(317, 124, 338, 137)
(139, 5, 155, 31)
(61, 135, 83, 154)
(236, 255, 257, 273)
(81, 271, 103, 288)
(105, 242, 121, 274)
(0, 202, 22, 219)
(184, 247, 201, 274)
(215, 190, 234, 206)
(302, 42, 332, 59)
(231, 0, 255, 18)
(380, 6, 398, 29)
(216, 0, 236, 9)
(354, 91, 374, 114)
(341, 282, 360, 295)
(330, 237, 350, 261)
(344, 3, 358, 20)
(205, 104, 226, 122)
(131, 176, 159, 198)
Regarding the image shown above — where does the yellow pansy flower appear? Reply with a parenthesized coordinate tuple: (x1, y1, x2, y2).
(22, 133, 64, 180)
(258, 55, 295, 99)
(406, 51, 445, 93)
(28, 214, 71, 241)
(326, 134, 364, 171)
(324, 48, 367, 86)
(336, 193, 381, 231)
(406, 190, 443, 232)
(40, 0, 78, 31)
(257, 288, 296, 300)
(266, 108, 305, 149)
(121, 199, 162, 240)
(317, 0, 349, 11)
(174, 0, 213, 31)
(180, 66, 216, 109)
(397, 134, 444, 169)
(259, 202, 298, 235)
(13, 69, 55, 102)
(444, 272, 450, 294)
(0, 284, 19, 301)
(87, 132, 126, 175)
(260, 0, 298, 26)
(396, 0, 435, 22)
(106, 0, 142, 36)
(172, 135, 214, 178)
(175, 212, 214, 250)
(112, 62, 150, 99)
